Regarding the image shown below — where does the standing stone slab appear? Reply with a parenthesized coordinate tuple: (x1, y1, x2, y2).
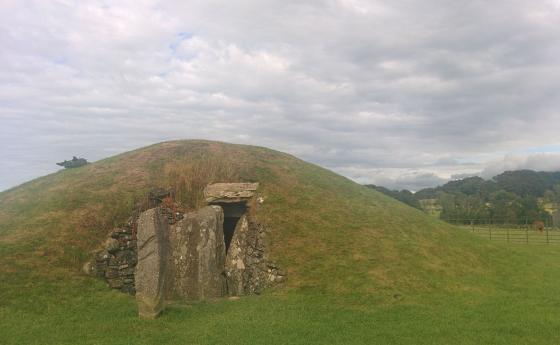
(135, 208, 167, 319)
(166, 205, 226, 300)
(224, 216, 285, 295)
(224, 214, 250, 295)
(126, 184, 283, 318)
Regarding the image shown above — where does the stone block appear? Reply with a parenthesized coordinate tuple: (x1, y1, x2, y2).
(135, 208, 167, 319)
(166, 206, 226, 300)
(204, 183, 259, 203)
(107, 277, 123, 289)
(225, 215, 250, 296)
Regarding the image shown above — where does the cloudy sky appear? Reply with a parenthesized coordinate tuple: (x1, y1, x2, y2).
(1, 0, 560, 192)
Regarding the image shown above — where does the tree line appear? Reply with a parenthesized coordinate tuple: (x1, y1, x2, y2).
(366, 170, 560, 225)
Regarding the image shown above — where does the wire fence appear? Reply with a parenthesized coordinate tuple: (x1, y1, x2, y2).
(448, 219, 560, 245)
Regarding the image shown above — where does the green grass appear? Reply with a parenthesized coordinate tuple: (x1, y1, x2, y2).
(2, 243, 560, 344)
(1, 140, 560, 344)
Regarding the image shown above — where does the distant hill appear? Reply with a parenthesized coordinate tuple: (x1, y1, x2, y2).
(364, 185, 422, 209)
(371, 170, 560, 225)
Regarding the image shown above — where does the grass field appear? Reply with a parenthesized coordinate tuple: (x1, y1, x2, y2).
(1, 140, 560, 344)
(2, 236, 559, 344)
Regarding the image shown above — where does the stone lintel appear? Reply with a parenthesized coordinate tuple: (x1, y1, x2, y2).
(204, 183, 259, 203)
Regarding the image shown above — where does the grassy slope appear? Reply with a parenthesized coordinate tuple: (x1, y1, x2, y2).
(1, 140, 559, 344)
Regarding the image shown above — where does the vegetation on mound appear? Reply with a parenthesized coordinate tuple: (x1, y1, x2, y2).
(1, 140, 560, 344)
(0, 140, 494, 295)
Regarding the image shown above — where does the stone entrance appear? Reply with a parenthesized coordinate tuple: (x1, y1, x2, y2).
(204, 183, 257, 252)
(131, 182, 284, 318)
(213, 202, 247, 252)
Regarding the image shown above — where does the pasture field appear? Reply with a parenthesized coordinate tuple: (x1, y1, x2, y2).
(2, 236, 559, 345)
(1, 141, 560, 344)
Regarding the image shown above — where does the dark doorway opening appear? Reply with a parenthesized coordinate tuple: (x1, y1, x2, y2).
(213, 202, 247, 252)
(223, 217, 239, 252)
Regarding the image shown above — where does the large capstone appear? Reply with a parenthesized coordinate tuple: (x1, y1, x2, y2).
(204, 183, 259, 204)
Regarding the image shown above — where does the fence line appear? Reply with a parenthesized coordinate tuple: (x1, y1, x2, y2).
(450, 219, 560, 245)
(446, 218, 557, 228)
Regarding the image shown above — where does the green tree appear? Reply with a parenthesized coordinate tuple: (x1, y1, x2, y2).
(489, 191, 523, 224)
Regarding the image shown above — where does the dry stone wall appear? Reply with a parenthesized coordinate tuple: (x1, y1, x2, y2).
(88, 219, 138, 295)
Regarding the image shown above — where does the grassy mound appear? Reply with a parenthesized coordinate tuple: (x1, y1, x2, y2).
(1, 140, 559, 344)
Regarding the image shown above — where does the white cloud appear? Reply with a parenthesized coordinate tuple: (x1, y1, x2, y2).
(482, 153, 560, 179)
(1, 0, 560, 191)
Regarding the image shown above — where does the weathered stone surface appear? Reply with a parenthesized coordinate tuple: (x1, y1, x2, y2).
(224, 215, 250, 295)
(166, 206, 226, 300)
(104, 238, 119, 253)
(90, 219, 138, 294)
(82, 260, 94, 275)
(107, 277, 123, 289)
(87, 187, 285, 318)
(204, 183, 259, 203)
(225, 215, 284, 295)
(135, 208, 167, 319)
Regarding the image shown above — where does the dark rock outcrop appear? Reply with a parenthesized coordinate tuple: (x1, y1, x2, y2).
(56, 156, 88, 169)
